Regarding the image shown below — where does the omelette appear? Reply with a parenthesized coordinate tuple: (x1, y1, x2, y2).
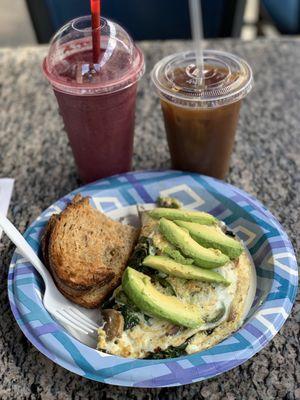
(97, 205, 252, 359)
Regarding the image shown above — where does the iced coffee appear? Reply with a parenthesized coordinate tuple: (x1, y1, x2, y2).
(151, 50, 253, 179)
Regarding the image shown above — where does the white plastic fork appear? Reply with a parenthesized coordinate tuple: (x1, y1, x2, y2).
(0, 212, 100, 343)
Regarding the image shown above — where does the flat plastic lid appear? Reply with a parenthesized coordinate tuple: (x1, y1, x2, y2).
(151, 50, 253, 108)
(43, 16, 145, 95)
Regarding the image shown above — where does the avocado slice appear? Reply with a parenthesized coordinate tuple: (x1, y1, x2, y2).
(153, 235, 194, 265)
(149, 208, 216, 225)
(122, 267, 203, 328)
(143, 255, 230, 285)
(175, 221, 243, 260)
(162, 245, 194, 265)
(159, 218, 229, 269)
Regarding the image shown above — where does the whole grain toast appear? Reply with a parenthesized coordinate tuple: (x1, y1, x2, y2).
(41, 194, 138, 308)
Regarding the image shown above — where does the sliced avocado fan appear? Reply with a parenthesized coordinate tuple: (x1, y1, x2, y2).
(175, 221, 243, 260)
(122, 267, 203, 329)
(159, 218, 229, 269)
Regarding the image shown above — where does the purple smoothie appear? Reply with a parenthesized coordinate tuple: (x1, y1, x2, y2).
(43, 17, 145, 182)
(52, 50, 138, 182)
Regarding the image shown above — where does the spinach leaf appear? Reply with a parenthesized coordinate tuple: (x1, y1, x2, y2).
(145, 341, 188, 359)
(127, 236, 157, 274)
(109, 290, 151, 329)
(119, 304, 141, 330)
(143, 314, 151, 322)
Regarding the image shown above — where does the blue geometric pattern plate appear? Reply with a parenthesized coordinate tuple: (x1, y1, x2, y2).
(8, 171, 298, 387)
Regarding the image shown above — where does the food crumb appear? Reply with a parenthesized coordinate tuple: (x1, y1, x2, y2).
(156, 196, 182, 209)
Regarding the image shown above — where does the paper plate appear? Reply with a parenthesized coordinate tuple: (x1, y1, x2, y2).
(8, 171, 298, 388)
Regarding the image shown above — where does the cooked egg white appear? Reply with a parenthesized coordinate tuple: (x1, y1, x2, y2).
(186, 251, 251, 354)
(97, 256, 251, 359)
(97, 213, 252, 359)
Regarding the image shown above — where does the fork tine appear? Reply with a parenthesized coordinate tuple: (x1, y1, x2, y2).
(56, 310, 93, 334)
(60, 309, 96, 333)
(56, 311, 90, 334)
(64, 308, 98, 333)
(69, 308, 100, 330)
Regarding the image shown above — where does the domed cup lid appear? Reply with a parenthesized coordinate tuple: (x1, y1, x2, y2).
(43, 16, 145, 95)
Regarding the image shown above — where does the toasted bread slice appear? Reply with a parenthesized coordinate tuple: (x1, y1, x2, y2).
(41, 194, 138, 308)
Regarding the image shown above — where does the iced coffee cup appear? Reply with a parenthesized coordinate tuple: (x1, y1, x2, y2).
(43, 16, 145, 183)
(151, 50, 253, 179)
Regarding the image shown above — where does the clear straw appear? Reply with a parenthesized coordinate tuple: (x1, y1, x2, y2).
(189, 0, 204, 84)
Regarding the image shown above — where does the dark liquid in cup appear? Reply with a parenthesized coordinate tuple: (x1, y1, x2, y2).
(161, 66, 242, 179)
(51, 49, 138, 183)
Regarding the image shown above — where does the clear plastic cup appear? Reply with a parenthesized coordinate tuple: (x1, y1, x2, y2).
(151, 50, 253, 179)
(43, 16, 145, 183)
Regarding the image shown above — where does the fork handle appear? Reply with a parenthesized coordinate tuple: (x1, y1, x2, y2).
(0, 212, 52, 283)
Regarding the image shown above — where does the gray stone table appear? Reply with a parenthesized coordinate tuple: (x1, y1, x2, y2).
(0, 39, 299, 400)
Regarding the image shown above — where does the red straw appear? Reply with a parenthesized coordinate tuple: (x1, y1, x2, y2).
(90, 0, 101, 64)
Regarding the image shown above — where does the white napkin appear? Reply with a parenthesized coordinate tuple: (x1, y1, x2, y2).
(0, 179, 14, 239)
